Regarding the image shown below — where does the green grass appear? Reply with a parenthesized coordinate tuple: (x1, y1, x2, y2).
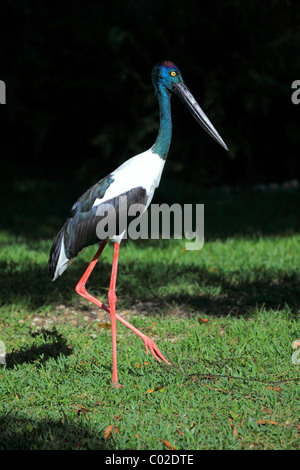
(0, 179, 299, 450)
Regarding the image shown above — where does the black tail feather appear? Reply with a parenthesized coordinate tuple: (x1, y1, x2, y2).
(48, 226, 64, 280)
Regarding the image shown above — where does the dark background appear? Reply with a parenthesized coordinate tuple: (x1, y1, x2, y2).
(0, 0, 299, 192)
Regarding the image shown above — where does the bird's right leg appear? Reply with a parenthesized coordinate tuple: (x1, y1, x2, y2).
(75, 241, 169, 366)
(75, 240, 110, 313)
(114, 314, 170, 365)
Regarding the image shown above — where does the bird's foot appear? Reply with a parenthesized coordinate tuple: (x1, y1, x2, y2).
(142, 335, 170, 365)
(112, 378, 124, 389)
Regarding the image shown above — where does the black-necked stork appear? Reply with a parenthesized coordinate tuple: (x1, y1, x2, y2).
(48, 61, 228, 388)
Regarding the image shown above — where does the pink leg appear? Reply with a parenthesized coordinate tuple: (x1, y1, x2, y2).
(75, 242, 170, 386)
(115, 315, 170, 364)
(76, 240, 122, 388)
(75, 240, 110, 313)
(107, 242, 123, 388)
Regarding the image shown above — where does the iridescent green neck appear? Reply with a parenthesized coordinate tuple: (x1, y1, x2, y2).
(152, 88, 172, 160)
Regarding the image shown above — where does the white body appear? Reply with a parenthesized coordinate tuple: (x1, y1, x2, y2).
(93, 148, 165, 209)
(93, 148, 165, 242)
(52, 148, 165, 280)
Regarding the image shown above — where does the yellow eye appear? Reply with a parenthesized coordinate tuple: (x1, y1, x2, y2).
(170, 71, 177, 77)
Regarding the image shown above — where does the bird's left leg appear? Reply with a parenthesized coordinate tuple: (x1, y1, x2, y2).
(107, 242, 123, 388)
(75, 240, 122, 388)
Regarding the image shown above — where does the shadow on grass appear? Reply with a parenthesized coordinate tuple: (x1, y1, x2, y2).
(0, 414, 111, 450)
(5, 328, 73, 369)
(0, 257, 299, 317)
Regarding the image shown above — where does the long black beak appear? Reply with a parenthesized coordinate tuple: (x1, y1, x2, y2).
(174, 82, 228, 151)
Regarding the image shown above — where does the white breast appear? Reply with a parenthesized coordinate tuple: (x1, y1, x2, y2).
(92, 148, 165, 208)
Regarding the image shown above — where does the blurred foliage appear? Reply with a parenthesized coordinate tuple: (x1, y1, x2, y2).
(0, 0, 299, 190)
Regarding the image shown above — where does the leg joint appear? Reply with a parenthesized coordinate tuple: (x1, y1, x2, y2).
(75, 282, 86, 296)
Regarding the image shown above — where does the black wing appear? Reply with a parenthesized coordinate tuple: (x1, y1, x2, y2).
(48, 185, 147, 279)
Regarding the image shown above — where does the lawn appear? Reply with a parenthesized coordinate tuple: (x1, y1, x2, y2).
(0, 179, 299, 450)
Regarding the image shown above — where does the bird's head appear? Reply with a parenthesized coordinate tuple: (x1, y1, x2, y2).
(152, 61, 228, 151)
(152, 61, 183, 94)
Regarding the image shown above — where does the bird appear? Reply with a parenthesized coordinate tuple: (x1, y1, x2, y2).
(48, 61, 228, 388)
